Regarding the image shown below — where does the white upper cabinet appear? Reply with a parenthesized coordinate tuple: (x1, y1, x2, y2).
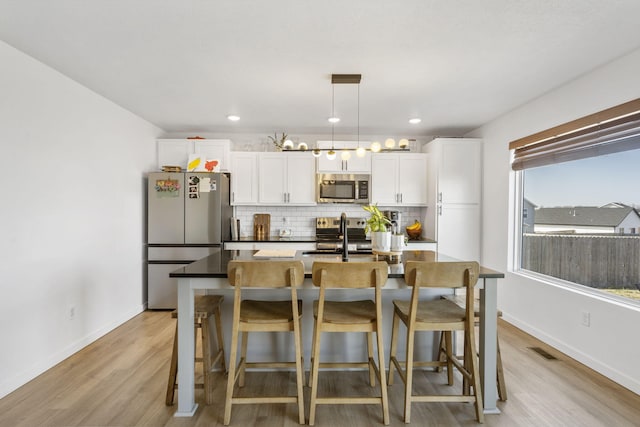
(437, 139, 481, 204)
(156, 138, 231, 171)
(230, 152, 258, 205)
(258, 153, 316, 205)
(316, 141, 371, 173)
(371, 153, 427, 206)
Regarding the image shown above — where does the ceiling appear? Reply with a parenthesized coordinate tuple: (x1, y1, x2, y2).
(2, 1, 640, 137)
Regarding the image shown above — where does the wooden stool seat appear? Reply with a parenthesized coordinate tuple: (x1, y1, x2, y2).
(393, 299, 466, 324)
(224, 260, 305, 426)
(165, 294, 226, 406)
(441, 294, 508, 401)
(309, 261, 390, 426)
(240, 299, 303, 323)
(313, 300, 376, 324)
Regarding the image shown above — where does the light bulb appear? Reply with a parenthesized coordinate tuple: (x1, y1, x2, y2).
(398, 138, 409, 148)
(385, 138, 396, 148)
(356, 146, 366, 157)
(341, 150, 351, 160)
(297, 142, 308, 150)
(370, 142, 381, 153)
(312, 148, 322, 157)
(326, 150, 337, 160)
(283, 139, 294, 150)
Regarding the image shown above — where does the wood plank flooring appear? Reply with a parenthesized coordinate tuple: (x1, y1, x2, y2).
(1, 311, 639, 426)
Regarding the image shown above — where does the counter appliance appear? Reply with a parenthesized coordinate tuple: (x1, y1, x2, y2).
(383, 210, 402, 234)
(147, 172, 231, 309)
(314, 216, 372, 253)
(316, 173, 370, 204)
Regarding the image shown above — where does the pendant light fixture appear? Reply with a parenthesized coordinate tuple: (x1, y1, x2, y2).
(281, 73, 411, 156)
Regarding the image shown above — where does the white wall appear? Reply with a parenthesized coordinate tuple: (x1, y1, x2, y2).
(469, 47, 640, 394)
(0, 41, 162, 398)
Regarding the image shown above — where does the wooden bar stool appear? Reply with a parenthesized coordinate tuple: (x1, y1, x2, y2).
(224, 260, 305, 425)
(439, 294, 507, 401)
(165, 294, 226, 406)
(308, 261, 390, 426)
(388, 261, 484, 423)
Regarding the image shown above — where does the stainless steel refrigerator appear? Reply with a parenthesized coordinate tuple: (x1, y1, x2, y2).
(147, 172, 231, 309)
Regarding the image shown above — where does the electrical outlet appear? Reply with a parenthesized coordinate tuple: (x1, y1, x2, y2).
(581, 311, 590, 327)
(69, 306, 76, 320)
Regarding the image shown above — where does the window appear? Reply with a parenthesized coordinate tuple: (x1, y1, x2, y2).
(513, 99, 640, 303)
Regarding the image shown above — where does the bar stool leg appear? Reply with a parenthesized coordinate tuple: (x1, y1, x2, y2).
(214, 305, 227, 373)
(387, 312, 399, 386)
(367, 332, 376, 386)
(201, 316, 213, 405)
(165, 322, 179, 405)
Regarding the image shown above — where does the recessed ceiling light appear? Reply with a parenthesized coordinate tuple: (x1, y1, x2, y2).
(227, 115, 240, 121)
(409, 118, 421, 124)
(328, 117, 340, 123)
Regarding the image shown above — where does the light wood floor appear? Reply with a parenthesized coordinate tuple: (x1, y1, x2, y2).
(1, 311, 639, 427)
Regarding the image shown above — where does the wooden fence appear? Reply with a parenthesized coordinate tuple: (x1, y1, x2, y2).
(522, 234, 640, 289)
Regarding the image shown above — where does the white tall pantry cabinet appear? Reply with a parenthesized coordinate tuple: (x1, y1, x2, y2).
(425, 138, 482, 261)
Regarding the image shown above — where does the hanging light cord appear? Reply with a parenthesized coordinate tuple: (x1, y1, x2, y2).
(331, 83, 335, 149)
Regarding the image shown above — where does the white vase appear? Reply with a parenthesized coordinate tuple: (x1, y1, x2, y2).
(371, 231, 391, 252)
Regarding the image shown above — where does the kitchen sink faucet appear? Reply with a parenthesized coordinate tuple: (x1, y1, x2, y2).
(340, 212, 349, 262)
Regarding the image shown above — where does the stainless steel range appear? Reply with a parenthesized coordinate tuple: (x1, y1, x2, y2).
(315, 216, 372, 252)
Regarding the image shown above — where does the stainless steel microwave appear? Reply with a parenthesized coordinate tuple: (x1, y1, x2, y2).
(316, 173, 370, 204)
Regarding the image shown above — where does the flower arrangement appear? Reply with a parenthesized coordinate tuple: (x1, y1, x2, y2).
(268, 132, 291, 150)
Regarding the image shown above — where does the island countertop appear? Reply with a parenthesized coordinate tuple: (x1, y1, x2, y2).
(169, 248, 503, 280)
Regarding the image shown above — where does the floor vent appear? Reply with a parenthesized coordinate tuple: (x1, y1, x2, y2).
(529, 347, 558, 360)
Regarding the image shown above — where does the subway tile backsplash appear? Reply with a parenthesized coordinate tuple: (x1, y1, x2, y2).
(234, 205, 426, 238)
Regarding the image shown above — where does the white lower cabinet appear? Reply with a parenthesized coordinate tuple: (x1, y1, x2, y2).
(258, 153, 316, 205)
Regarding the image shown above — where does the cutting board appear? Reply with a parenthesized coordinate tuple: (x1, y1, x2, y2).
(253, 249, 297, 258)
(253, 213, 270, 239)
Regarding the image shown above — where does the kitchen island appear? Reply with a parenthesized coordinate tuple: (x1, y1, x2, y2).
(170, 249, 504, 417)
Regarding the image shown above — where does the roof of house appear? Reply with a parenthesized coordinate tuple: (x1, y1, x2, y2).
(534, 206, 639, 227)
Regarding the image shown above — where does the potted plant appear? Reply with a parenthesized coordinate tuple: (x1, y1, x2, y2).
(363, 204, 392, 252)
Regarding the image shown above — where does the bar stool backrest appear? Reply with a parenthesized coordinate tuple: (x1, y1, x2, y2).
(311, 261, 388, 289)
(227, 260, 304, 288)
(404, 261, 478, 289)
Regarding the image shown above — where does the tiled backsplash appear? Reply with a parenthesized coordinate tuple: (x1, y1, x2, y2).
(234, 205, 426, 238)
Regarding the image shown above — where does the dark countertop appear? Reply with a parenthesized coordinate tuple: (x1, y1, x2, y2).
(225, 236, 437, 244)
(169, 249, 503, 280)
(226, 236, 317, 243)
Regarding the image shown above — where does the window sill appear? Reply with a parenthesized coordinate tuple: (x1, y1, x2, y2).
(512, 268, 640, 311)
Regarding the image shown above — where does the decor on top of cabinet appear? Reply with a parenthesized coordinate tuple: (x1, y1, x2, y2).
(268, 132, 294, 151)
(363, 204, 392, 252)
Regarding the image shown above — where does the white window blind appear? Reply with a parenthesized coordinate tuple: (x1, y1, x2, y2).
(510, 98, 640, 170)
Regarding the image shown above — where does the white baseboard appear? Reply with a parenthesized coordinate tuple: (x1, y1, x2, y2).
(0, 304, 145, 400)
(503, 314, 640, 396)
